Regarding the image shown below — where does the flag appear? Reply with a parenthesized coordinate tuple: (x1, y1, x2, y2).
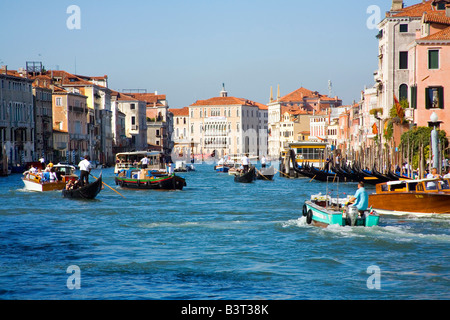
(369, 206, 374, 215)
(394, 94, 404, 119)
(372, 123, 378, 135)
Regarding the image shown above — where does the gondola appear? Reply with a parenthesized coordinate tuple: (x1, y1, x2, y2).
(62, 173, 103, 199)
(256, 166, 275, 181)
(234, 166, 256, 183)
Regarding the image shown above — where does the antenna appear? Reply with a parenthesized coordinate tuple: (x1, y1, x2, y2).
(328, 80, 333, 97)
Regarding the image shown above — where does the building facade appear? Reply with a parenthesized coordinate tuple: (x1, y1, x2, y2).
(0, 68, 35, 170)
(189, 86, 268, 159)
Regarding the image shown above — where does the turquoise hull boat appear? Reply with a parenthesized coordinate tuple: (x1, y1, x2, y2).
(302, 199, 380, 228)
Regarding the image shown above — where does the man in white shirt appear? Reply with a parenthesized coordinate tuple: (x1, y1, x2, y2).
(241, 154, 250, 173)
(78, 155, 92, 186)
(141, 156, 149, 169)
(261, 155, 266, 168)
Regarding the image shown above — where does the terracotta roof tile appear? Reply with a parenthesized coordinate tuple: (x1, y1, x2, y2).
(424, 11, 450, 25)
(420, 25, 450, 40)
(190, 96, 267, 110)
(170, 107, 189, 116)
(391, 0, 434, 17)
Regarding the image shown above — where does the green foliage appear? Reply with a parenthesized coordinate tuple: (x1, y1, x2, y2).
(400, 126, 448, 159)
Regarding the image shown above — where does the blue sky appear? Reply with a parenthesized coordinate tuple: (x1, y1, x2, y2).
(0, 0, 418, 108)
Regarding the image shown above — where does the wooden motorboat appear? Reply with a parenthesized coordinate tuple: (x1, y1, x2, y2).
(234, 166, 256, 183)
(115, 168, 186, 190)
(22, 164, 78, 192)
(62, 174, 103, 200)
(368, 178, 450, 215)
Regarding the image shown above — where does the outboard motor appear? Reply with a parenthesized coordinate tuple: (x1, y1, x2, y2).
(347, 206, 358, 226)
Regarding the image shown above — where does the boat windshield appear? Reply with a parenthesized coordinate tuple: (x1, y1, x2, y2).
(439, 179, 450, 190)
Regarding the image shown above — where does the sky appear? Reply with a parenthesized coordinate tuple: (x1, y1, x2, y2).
(0, 0, 419, 108)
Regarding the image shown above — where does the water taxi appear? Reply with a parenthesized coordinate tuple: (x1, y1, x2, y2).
(22, 164, 78, 192)
(368, 178, 450, 216)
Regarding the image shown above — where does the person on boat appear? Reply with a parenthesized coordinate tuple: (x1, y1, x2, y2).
(65, 180, 74, 190)
(426, 168, 440, 190)
(140, 156, 149, 169)
(165, 161, 174, 174)
(78, 155, 92, 186)
(261, 155, 267, 168)
(241, 154, 250, 173)
(49, 168, 58, 182)
(349, 181, 369, 215)
(42, 168, 51, 183)
(443, 168, 450, 179)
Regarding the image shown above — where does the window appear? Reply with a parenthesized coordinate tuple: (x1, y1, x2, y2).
(55, 97, 62, 106)
(428, 50, 439, 69)
(399, 51, 408, 69)
(425, 87, 444, 109)
(410, 85, 417, 109)
(131, 116, 136, 125)
(399, 84, 408, 101)
(399, 24, 408, 33)
(130, 103, 135, 110)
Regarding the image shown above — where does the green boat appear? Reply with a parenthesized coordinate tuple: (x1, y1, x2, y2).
(302, 177, 380, 228)
(115, 168, 186, 190)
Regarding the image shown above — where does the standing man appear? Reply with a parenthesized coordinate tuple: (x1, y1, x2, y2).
(78, 155, 92, 186)
(261, 155, 267, 168)
(140, 155, 149, 169)
(241, 153, 250, 173)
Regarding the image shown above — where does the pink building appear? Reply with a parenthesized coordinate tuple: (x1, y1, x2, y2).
(411, 4, 450, 136)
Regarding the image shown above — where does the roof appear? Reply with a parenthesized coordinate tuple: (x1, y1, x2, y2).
(420, 25, 450, 40)
(190, 96, 268, 109)
(278, 86, 340, 103)
(123, 93, 167, 107)
(170, 107, 189, 116)
(423, 11, 450, 25)
(390, 0, 434, 17)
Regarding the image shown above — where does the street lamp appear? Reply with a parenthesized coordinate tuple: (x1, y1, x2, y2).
(430, 112, 439, 171)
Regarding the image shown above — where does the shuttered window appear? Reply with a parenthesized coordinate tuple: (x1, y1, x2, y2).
(425, 87, 444, 109)
(428, 50, 439, 69)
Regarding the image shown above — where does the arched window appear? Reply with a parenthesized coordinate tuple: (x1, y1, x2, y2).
(399, 84, 408, 102)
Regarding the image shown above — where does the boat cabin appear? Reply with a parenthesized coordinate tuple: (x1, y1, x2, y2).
(115, 151, 162, 174)
(376, 178, 450, 194)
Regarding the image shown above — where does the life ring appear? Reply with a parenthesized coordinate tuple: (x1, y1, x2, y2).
(306, 209, 313, 225)
(302, 204, 308, 217)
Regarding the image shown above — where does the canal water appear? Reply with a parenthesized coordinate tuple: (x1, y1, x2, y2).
(0, 163, 449, 300)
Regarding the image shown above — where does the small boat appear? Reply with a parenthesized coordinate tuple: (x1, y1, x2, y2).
(368, 178, 450, 216)
(62, 174, 103, 199)
(22, 164, 78, 192)
(234, 166, 256, 183)
(115, 168, 186, 190)
(303, 197, 380, 228)
(256, 166, 275, 181)
(302, 177, 380, 227)
(214, 164, 232, 173)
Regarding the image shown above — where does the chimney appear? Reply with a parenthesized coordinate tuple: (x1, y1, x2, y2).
(447, 4, 450, 17)
(391, 0, 403, 11)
